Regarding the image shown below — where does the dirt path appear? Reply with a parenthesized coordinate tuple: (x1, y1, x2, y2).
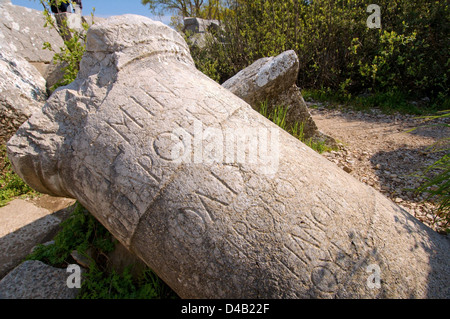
(309, 103, 449, 233)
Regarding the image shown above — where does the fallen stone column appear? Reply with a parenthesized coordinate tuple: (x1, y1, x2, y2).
(7, 15, 450, 299)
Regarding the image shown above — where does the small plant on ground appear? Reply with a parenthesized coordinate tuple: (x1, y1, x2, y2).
(0, 145, 38, 207)
(78, 265, 177, 299)
(27, 201, 115, 266)
(259, 101, 333, 154)
(27, 201, 178, 299)
(40, 0, 93, 90)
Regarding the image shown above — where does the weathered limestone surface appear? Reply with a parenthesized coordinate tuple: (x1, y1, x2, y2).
(0, 197, 75, 279)
(222, 51, 324, 141)
(0, 260, 81, 299)
(183, 17, 221, 49)
(7, 15, 450, 299)
(0, 40, 47, 144)
(0, 2, 64, 72)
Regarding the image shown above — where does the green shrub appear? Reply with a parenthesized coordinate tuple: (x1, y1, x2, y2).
(27, 201, 178, 299)
(191, 0, 449, 110)
(40, 0, 92, 90)
(27, 202, 116, 267)
(78, 265, 177, 299)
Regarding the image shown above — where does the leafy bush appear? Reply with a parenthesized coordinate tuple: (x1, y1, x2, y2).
(190, 0, 449, 111)
(27, 202, 116, 267)
(40, 0, 92, 90)
(78, 265, 177, 299)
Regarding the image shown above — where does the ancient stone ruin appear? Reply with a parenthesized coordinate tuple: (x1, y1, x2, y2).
(0, 34, 47, 145)
(183, 17, 221, 49)
(222, 50, 331, 144)
(7, 15, 450, 298)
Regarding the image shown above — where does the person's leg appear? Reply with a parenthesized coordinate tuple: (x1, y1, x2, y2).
(60, 2, 71, 13)
(73, 3, 82, 15)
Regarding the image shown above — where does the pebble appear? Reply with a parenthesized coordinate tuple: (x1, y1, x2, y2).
(343, 166, 352, 173)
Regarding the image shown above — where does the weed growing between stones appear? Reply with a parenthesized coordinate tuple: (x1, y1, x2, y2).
(259, 101, 333, 154)
(27, 202, 178, 299)
(0, 145, 38, 207)
(78, 264, 177, 299)
(40, 0, 92, 91)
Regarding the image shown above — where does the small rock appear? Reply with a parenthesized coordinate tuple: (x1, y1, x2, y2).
(71, 249, 93, 269)
(0, 260, 82, 299)
(343, 166, 353, 173)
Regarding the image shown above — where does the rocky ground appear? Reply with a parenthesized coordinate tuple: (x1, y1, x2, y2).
(309, 103, 449, 234)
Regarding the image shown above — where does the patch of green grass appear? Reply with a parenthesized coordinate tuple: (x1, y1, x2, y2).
(303, 88, 446, 115)
(0, 145, 38, 207)
(78, 265, 177, 299)
(303, 87, 350, 107)
(259, 101, 334, 154)
(27, 202, 116, 266)
(27, 201, 178, 299)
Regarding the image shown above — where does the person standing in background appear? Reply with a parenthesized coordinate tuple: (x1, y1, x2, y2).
(50, 0, 70, 13)
(50, 0, 82, 15)
(72, 0, 82, 15)
(48, 0, 83, 42)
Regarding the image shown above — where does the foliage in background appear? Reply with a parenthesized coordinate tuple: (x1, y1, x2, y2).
(27, 202, 178, 299)
(188, 0, 449, 111)
(0, 145, 37, 207)
(141, 0, 226, 20)
(40, 0, 92, 90)
(302, 88, 440, 115)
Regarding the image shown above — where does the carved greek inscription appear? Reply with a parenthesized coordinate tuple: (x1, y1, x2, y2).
(174, 208, 207, 238)
(120, 106, 144, 129)
(136, 154, 161, 185)
(244, 205, 274, 233)
(106, 122, 131, 146)
(143, 91, 166, 111)
(275, 178, 297, 198)
(130, 95, 156, 118)
(194, 193, 217, 223)
(309, 204, 333, 231)
(210, 171, 239, 195)
(153, 132, 185, 161)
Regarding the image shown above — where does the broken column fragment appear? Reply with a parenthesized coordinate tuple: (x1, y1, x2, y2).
(222, 50, 334, 145)
(7, 15, 450, 299)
